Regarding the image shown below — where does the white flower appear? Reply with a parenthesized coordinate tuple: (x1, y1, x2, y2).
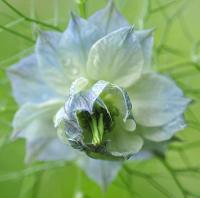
(7, 1, 190, 189)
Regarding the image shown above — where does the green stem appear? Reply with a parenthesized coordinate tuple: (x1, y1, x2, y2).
(76, 0, 87, 18)
(0, 24, 35, 43)
(98, 113, 104, 142)
(1, 0, 61, 31)
(158, 158, 187, 198)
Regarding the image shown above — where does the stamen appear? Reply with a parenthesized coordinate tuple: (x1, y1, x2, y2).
(90, 113, 104, 146)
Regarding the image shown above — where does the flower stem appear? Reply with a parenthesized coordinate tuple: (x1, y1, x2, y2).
(76, 0, 87, 18)
(1, 0, 61, 31)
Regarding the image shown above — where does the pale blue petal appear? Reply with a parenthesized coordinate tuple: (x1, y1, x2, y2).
(129, 73, 190, 127)
(7, 54, 59, 105)
(35, 139, 77, 162)
(87, 27, 144, 88)
(36, 32, 68, 94)
(77, 155, 122, 190)
(135, 29, 154, 69)
(89, 0, 128, 35)
(12, 100, 76, 162)
(12, 100, 63, 133)
(59, 13, 102, 76)
(140, 116, 186, 141)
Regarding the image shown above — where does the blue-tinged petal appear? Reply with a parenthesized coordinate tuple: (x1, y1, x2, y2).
(139, 116, 186, 141)
(12, 100, 76, 162)
(36, 32, 68, 95)
(89, 0, 128, 35)
(87, 27, 144, 88)
(128, 73, 190, 127)
(35, 139, 77, 162)
(59, 13, 102, 75)
(7, 54, 59, 105)
(65, 80, 109, 117)
(135, 29, 154, 69)
(77, 155, 122, 190)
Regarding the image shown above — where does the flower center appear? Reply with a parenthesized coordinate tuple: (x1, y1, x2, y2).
(76, 103, 116, 146)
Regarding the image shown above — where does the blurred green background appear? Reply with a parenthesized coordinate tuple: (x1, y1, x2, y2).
(0, 0, 200, 197)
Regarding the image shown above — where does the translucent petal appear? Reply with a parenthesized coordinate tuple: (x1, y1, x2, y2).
(89, 0, 128, 35)
(77, 155, 122, 190)
(12, 100, 75, 162)
(65, 80, 109, 117)
(36, 32, 68, 94)
(25, 137, 77, 163)
(87, 27, 144, 88)
(59, 13, 102, 76)
(13, 100, 63, 133)
(35, 139, 77, 162)
(129, 73, 190, 127)
(106, 126, 143, 157)
(99, 82, 133, 123)
(7, 54, 59, 105)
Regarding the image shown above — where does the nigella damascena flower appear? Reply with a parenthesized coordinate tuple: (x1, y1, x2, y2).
(7, 1, 190, 189)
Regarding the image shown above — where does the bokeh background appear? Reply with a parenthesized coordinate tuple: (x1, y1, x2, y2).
(0, 0, 200, 197)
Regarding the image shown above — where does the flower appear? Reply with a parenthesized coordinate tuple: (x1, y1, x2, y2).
(7, 1, 190, 189)
(55, 79, 140, 160)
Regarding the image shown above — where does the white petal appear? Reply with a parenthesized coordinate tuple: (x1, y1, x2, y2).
(36, 32, 68, 94)
(12, 100, 75, 162)
(139, 116, 186, 141)
(87, 27, 144, 88)
(7, 54, 59, 105)
(77, 155, 122, 190)
(35, 139, 77, 162)
(106, 127, 143, 157)
(89, 0, 128, 35)
(13, 100, 63, 133)
(129, 73, 190, 127)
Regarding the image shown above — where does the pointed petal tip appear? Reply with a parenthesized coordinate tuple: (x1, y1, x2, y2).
(69, 11, 85, 23)
(107, 0, 115, 8)
(70, 11, 77, 19)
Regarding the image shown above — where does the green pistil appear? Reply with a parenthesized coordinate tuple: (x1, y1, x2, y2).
(89, 113, 104, 146)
